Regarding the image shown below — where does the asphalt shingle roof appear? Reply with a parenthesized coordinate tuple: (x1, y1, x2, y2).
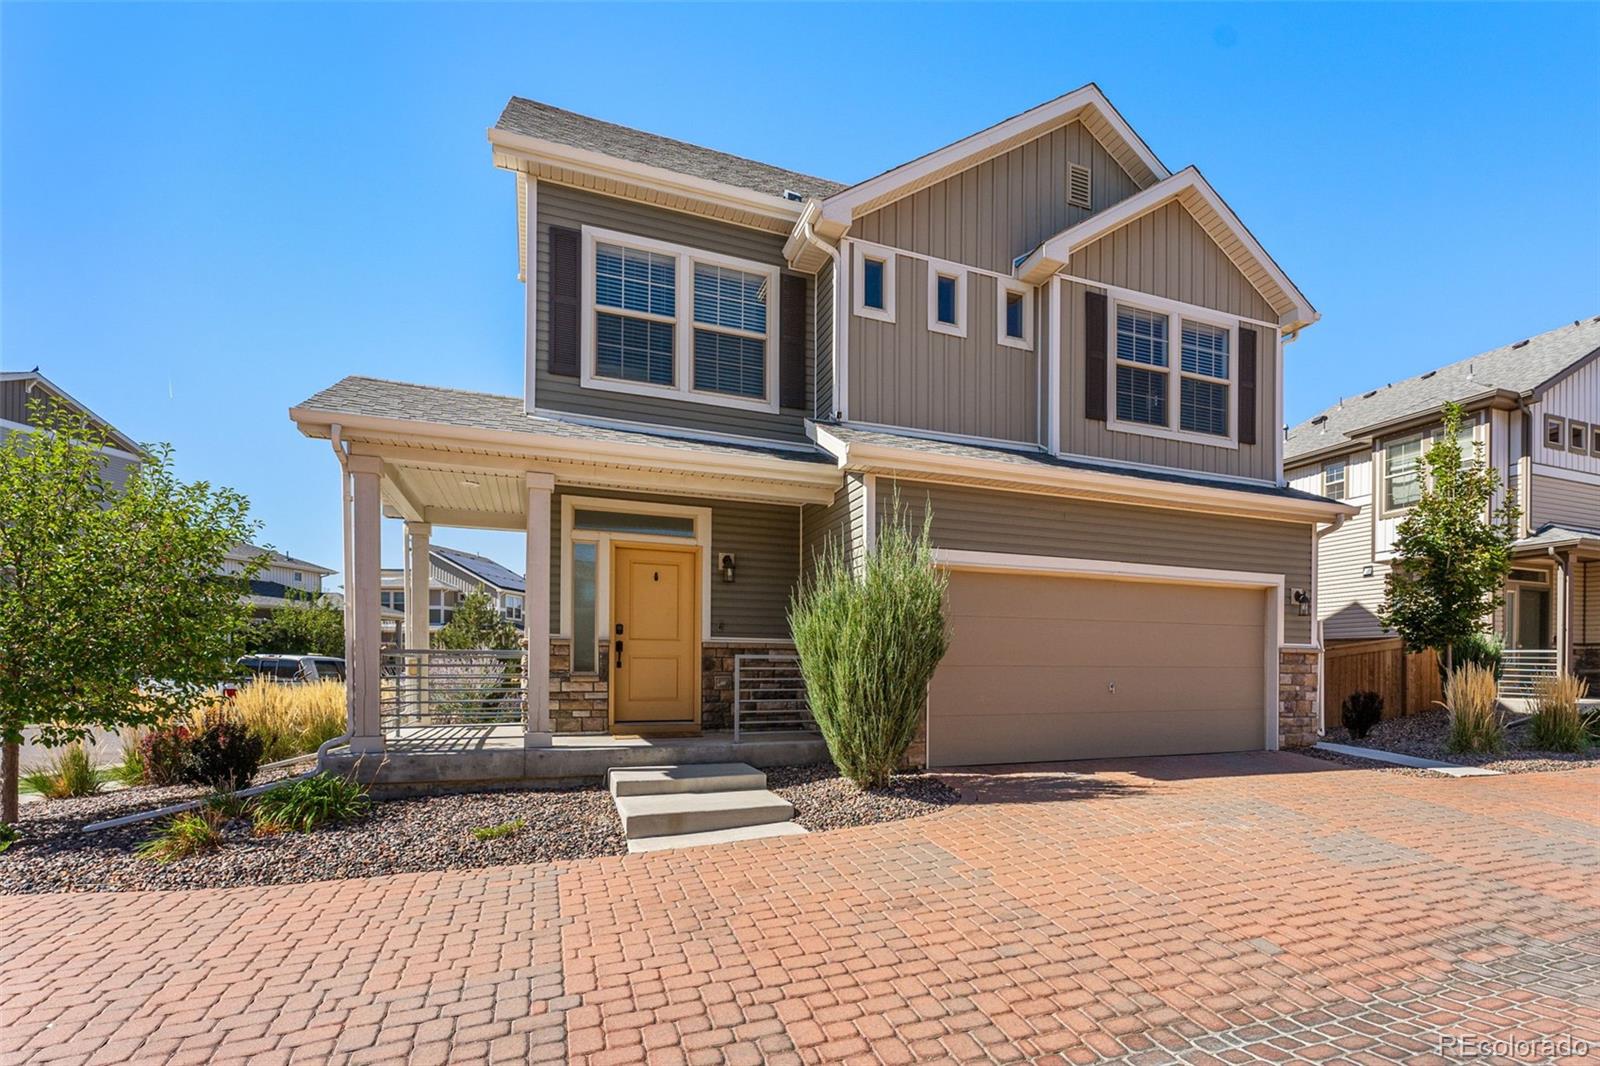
(1286, 317, 1600, 463)
(431, 545, 524, 594)
(495, 98, 846, 201)
(293, 376, 831, 464)
(1515, 522, 1600, 550)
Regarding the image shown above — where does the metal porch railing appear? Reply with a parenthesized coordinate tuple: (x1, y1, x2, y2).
(1499, 648, 1561, 698)
(733, 653, 813, 741)
(380, 648, 526, 736)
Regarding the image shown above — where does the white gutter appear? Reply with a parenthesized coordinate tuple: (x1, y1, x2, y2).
(1311, 513, 1349, 737)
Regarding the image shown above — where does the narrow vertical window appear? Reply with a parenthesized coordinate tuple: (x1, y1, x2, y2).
(863, 258, 886, 310)
(1005, 292, 1025, 339)
(936, 275, 958, 325)
(572, 542, 597, 672)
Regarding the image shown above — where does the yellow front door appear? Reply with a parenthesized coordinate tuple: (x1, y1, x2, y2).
(611, 544, 700, 728)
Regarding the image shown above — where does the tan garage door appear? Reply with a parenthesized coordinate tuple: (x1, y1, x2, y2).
(928, 570, 1267, 767)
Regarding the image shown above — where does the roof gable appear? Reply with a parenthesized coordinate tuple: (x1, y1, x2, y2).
(430, 544, 525, 593)
(1, 371, 143, 455)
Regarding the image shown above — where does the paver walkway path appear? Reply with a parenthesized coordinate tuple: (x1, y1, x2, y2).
(3, 752, 1597, 1064)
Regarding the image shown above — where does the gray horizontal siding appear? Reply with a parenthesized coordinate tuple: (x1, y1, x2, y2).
(849, 261, 1038, 443)
(534, 182, 811, 443)
(880, 478, 1315, 644)
(800, 480, 855, 579)
(547, 487, 799, 641)
(1530, 472, 1600, 530)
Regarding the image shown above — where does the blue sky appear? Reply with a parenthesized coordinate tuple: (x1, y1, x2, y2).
(5, 3, 1597, 589)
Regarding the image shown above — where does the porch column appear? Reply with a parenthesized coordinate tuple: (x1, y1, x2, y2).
(404, 521, 432, 650)
(1557, 550, 1573, 676)
(525, 471, 555, 748)
(347, 455, 385, 753)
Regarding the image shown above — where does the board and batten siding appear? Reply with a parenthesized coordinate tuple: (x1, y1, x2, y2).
(534, 182, 812, 444)
(879, 478, 1315, 644)
(546, 487, 800, 640)
(1059, 280, 1278, 481)
(851, 119, 1144, 276)
(849, 259, 1039, 443)
(1530, 472, 1600, 530)
(1528, 355, 1600, 474)
(814, 264, 834, 419)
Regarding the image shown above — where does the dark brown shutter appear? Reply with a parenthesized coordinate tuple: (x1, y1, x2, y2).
(548, 225, 581, 377)
(779, 274, 807, 409)
(1238, 326, 1258, 445)
(1083, 289, 1108, 422)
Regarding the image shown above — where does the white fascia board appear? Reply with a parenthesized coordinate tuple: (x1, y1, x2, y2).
(290, 407, 841, 496)
(487, 127, 804, 225)
(809, 422, 1356, 523)
(819, 85, 1170, 227)
(1027, 167, 1317, 333)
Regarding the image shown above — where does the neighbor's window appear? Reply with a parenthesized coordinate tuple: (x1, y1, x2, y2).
(1114, 306, 1169, 427)
(1592, 425, 1600, 455)
(1384, 436, 1424, 511)
(292, 571, 303, 583)
(1546, 416, 1566, 449)
(1178, 320, 1230, 437)
(594, 242, 676, 387)
(1570, 421, 1588, 453)
(1323, 460, 1347, 500)
(692, 263, 768, 399)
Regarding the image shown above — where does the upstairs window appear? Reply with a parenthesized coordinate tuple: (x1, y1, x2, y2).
(927, 266, 967, 338)
(863, 259, 886, 310)
(1322, 460, 1347, 500)
(1178, 321, 1230, 437)
(997, 282, 1033, 350)
(1114, 306, 1168, 426)
(1110, 303, 1238, 443)
(692, 264, 768, 399)
(852, 242, 896, 323)
(594, 242, 676, 387)
(1570, 420, 1588, 453)
(936, 275, 958, 324)
(1546, 415, 1566, 450)
(1383, 436, 1424, 511)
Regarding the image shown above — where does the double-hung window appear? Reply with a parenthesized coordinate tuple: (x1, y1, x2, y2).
(583, 227, 779, 412)
(1111, 301, 1236, 444)
(1323, 460, 1347, 501)
(1383, 436, 1424, 512)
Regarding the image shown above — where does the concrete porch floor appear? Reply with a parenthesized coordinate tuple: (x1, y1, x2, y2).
(320, 727, 829, 789)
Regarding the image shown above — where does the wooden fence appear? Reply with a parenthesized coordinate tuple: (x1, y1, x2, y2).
(1323, 638, 1443, 730)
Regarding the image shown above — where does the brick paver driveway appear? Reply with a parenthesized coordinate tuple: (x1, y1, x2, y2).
(3, 753, 1598, 1065)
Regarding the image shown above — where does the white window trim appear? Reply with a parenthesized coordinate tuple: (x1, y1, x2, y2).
(1379, 433, 1425, 516)
(1322, 459, 1347, 501)
(1105, 294, 1240, 451)
(579, 225, 780, 414)
(851, 240, 896, 323)
(926, 261, 968, 338)
(996, 279, 1034, 350)
(559, 496, 714, 651)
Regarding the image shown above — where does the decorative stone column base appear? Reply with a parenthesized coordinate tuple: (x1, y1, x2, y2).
(1278, 648, 1321, 748)
(549, 638, 610, 734)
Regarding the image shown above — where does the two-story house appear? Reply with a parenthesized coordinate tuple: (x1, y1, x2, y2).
(219, 542, 337, 618)
(379, 544, 526, 644)
(292, 84, 1353, 765)
(1287, 318, 1600, 697)
(1, 369, 144, 490)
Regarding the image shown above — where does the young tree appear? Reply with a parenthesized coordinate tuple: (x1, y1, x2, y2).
(1378, 402, 1520, 672)
(434, 589, 521, 650)
(0, 406, 259, 824)
(251, 592, 345, 657)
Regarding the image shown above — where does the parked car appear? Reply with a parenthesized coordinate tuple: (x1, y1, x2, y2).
(235, 655, 346, 685)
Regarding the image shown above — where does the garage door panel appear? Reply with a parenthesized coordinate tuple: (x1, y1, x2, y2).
(944, 616, 1263, 669)
(929, 570, 1271, 767)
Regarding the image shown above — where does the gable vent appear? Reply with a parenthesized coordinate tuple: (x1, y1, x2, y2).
(1067, 162, 1092, 210)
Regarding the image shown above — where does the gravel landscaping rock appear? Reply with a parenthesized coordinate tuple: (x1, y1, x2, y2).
(768, 764, 960, 830)
(1324, 709, 1600, 774)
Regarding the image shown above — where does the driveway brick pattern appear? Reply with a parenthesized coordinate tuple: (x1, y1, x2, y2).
(2, 753, 1597, 1065)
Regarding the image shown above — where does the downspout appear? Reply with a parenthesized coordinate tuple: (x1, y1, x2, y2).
(1311, 513, 1348, 737)
(324, 425, 355, 760)
(797, 203, 842, 420)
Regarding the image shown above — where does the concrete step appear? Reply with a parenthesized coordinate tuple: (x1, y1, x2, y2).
(626, 821, 809, 854)
(614, 789, 794, 839)
(608, 762, 766, 798)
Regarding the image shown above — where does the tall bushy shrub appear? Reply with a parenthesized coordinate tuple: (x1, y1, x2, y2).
(789, 501, 948, 789)
(1529, 674, 1589, 753)
(182, 711, 264, 790)
(1340, 691, 1384, 740)
(1444, 663, 1503, 754)
(1448, 631, 1503, 681)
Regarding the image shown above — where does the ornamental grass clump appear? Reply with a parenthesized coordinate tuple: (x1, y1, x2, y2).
(1529, 673, 1589, 753)
(20, 743, 104, 799)
(136, 806, 229, 863)
(1444, 663, 1503, 754)
(789, 500, 949, 790)
(251, 772, 369, 834)
(222, 679, 346, 762)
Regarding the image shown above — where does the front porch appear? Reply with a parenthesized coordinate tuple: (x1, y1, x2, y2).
(1501, 525, 1600, 694)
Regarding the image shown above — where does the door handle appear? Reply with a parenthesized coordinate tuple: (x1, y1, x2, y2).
(615, 640, 624, 669)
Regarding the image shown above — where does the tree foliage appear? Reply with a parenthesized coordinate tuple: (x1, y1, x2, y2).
(1378, 403, 1520, 664)
(0, 403, 259, 823)
(251, 592, 345, 657)
(434, 589, 521, 650)
(789, 499, 949, 789)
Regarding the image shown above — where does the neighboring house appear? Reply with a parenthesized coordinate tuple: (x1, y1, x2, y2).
(291, 84, 1353, 764)
(1286, 318, 1600, 692)
(379, 544, 526, 645)
(220, 542, 337, 618)
(1, 369, 144, 489)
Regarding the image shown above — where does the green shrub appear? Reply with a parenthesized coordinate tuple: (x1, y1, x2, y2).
(790, 499, 949, 789)
(1529, 674, 1589, 753)
(20, 743, 104, 799)
(251, 773, 369, 833)
(109, 729, 148, 786)
(1445, 663, 1503, 754)
(1449, 631, 1504, 679)
(471, 818, 525, 841)
(0, 824, 18, 853)
(139, 725, 194, 786)
(182, 711, 264, 791)
(136, 807, 228, 863)
(1340, 691, 1384, 740)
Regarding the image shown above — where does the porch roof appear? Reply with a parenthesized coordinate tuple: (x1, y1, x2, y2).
(1514, 522, 1600, 553)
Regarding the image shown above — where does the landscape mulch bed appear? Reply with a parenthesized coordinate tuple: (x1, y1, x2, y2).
(1320, 709, 1600, 775)
(1, 764, 958, 895)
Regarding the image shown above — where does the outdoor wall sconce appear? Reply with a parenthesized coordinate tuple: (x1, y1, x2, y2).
(1292, 588, 1311, 616)
(719, 553, 736, 583)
